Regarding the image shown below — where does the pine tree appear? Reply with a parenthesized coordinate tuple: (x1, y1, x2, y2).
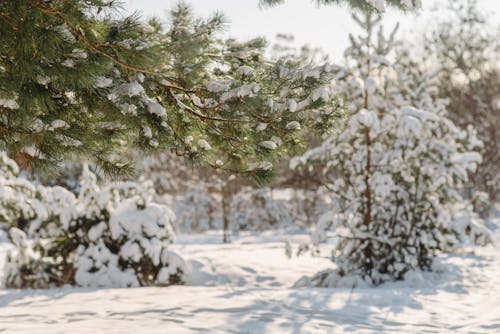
(0, 0, 159, 175)
(292, 13, 490, 286)
(0, 1, 340, 180)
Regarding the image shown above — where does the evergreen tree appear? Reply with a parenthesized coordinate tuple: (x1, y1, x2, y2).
(0, 0, 158, 174)
(0, 1, 340, 180)
(292, 13, 490, 286)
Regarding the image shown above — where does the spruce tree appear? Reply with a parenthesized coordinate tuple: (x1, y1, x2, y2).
(0, 1, 341, 180)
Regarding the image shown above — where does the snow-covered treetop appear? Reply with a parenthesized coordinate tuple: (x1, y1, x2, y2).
(260, 0, 422, 12)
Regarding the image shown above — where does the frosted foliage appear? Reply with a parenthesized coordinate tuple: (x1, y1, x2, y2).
(3, 164, 185, 289)
(365, 0, 422, 11)
(230, 188, 293, 231)
(293, 14, 490, 285)
(101, 75, 169, 145)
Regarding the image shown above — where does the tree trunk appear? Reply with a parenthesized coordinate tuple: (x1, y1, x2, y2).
(222, 186, 230, 243)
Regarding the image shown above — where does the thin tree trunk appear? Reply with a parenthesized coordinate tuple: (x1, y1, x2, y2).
(222, 186, 230, 243)
(364, 127, 372, 226)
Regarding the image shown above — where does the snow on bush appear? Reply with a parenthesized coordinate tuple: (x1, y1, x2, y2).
(230, 187, 294, 231)
(291, 14, 491, 286)
(0, 152, 38, 231)
(2, 164, 186, 289)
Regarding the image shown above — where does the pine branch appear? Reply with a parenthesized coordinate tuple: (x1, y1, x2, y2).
(27, 0, 160, 75)
(167, 89, 253, 124)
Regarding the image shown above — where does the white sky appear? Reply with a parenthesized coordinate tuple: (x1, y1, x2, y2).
(123, 0, 499, 60)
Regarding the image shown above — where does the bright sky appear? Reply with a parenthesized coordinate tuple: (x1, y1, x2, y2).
(123, 0, 499, 60)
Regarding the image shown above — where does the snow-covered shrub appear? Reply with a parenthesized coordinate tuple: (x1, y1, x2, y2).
(0, 152, 38, 231)
(3, 165, 186, 289)
(3, 227, 58, 289)
(292, 13, 491, 286)
(230, 187, 294, 231)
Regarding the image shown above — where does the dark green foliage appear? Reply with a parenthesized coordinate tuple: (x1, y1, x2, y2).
(0, 0, 160, 176)
(0, 1, 342, 181)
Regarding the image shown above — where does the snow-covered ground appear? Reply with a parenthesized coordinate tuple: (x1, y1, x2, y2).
(1, 228, 500, 333)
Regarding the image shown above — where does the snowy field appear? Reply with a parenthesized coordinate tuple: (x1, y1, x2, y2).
(1, 227, 499, 334)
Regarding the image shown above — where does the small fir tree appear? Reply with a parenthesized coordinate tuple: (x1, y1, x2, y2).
(292, 13, 490, 286)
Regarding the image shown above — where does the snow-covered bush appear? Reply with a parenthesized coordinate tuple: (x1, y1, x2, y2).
(292, 13, 491, 286)
(3, 165, 186, 289)
(0, 152, 38, 231)
(230, 187, 294, 231)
